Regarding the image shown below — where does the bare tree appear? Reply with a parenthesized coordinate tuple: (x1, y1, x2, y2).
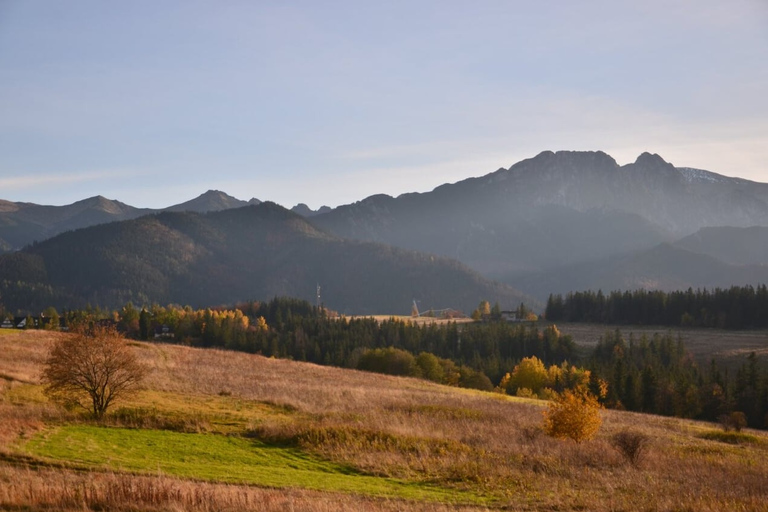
(42, 324, 147, 418)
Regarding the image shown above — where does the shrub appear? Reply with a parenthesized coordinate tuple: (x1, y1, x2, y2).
(415, 352, 445, 383)
(458, 367, 494, 391)
(543, 390, 602, 443)
(611, 430, 649, 467)
(718, 411, 748, 432)
(357, 347, 418, 377)
(516, 387, 536, 398)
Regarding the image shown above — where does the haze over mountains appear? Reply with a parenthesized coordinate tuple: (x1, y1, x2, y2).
(0, 190, 333, 253)
(314, 151, 768, 274)
(2, 150, 768, 312)
(0, 203, 525, 314)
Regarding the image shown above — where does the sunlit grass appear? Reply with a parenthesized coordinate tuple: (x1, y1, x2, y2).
(697, 430, 763, 445)
(2, 330, 768, 511)
(26, 425, 486, 503)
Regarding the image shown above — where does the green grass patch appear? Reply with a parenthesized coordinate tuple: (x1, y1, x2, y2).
(108, 390, 297, 434)
(697, 430, 762, 445)
(25, 425, 486, 504)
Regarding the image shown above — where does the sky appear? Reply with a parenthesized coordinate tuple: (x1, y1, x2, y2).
(1, 1, 767, 210)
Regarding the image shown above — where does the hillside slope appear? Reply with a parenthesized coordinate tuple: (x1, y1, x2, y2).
(314, 151, 768, 276)
(0, 191, 260, 252)
(510, 243, 768, 299)
(1, 330, 767, 511)
(673, 226, 768, 266)
(0, 203, 528, 314)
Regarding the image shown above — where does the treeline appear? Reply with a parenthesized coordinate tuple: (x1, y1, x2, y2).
(545, 285, 768, 329)
(39, 298, 576, 389)
(28, 297, 768, 428)
(589, 330, 768, 428)
(181, 297, 575, 385)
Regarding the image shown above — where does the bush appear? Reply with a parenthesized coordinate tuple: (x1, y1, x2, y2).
(718, 411, 748, 432)
(543, 390, 602, 443)
(357, 347, 418, 377)
(611, 430, 649, 467)
(415, 352, 445, 383)
(458, 367, 494, 391)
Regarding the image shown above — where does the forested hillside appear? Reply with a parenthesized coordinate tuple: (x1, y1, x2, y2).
(0, 203, 529, 315)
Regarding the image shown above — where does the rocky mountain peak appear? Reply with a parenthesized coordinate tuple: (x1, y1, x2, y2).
(165, 190, 247, 213)
(634, 152, 669, 167)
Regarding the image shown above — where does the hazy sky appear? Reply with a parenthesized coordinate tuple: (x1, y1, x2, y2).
(1, 1, 767, 209)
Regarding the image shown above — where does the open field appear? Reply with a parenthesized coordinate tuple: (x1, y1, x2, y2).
(354, 315, 475, 326)
(555, 322, 768, 364)
(2, 330, 768, 511)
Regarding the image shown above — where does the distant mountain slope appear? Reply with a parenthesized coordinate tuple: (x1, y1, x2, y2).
(164, 190, 257, 213)
(0, 196, 152, 252)
(508, 243, 768, 300)
(0, 203, 530, 315)
(5, 150, 768, 302)
(0, 191, 263, 252)
(313, 151, 768, 276)
(673, 226, 768, 266)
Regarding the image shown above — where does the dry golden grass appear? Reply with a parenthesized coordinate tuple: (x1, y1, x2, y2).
(2, 330, 768, 511)
(0, 465, 489, 512)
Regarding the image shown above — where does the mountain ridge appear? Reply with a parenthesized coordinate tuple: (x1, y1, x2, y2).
(0, 202, 531, 315)
(312, 150, 768, 277)
(0, 191, 333, 252)
(3, 150, 768, 303)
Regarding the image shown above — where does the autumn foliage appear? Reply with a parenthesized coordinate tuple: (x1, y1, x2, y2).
(543, 389, 602, 443)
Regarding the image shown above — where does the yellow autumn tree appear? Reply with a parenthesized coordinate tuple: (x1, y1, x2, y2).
(507, 356, 549, 395)
(254, 316, 268, 331)
(543, 389, 602, 442)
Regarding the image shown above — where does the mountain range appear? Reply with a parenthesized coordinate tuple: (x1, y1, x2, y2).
(2, 150, 768, 313)
(313, 151, 768, 276)
(0, 203, 526, 315)
(0, 190, 331, 253)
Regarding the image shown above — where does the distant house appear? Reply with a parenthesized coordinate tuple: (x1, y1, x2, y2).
(501, 310, 525, 323)
(0, 319, 13, 329)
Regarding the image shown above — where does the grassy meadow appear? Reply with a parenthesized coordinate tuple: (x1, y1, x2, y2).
(1, 329, 767, 511)
(556, 322, 768, 367)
